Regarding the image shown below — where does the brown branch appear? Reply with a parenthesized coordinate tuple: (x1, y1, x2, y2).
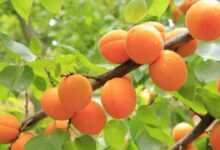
(44, 68, 56, 87)
(18, 31, 193, 135)
(24, 92, 30, 119)
(170, 114, 215, 150)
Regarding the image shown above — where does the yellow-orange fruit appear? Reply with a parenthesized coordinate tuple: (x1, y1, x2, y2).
(58, 74, 92, 113)
(216, 80, 220, 92)
(172, 122, 193, 141)
(41, 88, 73, 120)
(44, 120, 68, 135)
(11, 132, 33, 150)
(143, 22, 166, 39)
(101, 78, 136, 119)
(99, 29, 129, 64)
(186, 144, 197, 150)
(210, 122, 220, 150)
(186, 0, 220, 41)
(179, 0, 199, 13)
(149, 50, 188, 91)
(126, 25, 164, 64)
(0, 114, 20, 144)
(165, 28, 198, 57)
(71, 101, 106, 135)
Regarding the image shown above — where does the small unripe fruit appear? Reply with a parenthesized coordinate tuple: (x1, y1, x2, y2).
(172, 122, 193, 141)
(101, 78, 136, 119)
(126, 25, 164, 64)
(186, 0, 220, 41)
(99, 29, 129, 64)
(0, 114, 20, 144)
(41, 88, 73, 120)
(210, 122, 220, 150)
(11, 132, 33, 150)
(165, 28, 198, 57)
(150, 50, 187, 91)
(44, 120, 68, 135)
(71, 101, 106, 135)
(59, 75, 92, 114)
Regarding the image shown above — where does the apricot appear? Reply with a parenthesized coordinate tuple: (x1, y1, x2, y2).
(0, 114, 20, 144)
(179, 0, 199, 13)
(71, 101, 106, 135)
(126, 25, 164, 64)
(186, 0, 220, 41)
(165, 28, 198, 57)
(143, 21, 166, 39)
(216, 80, 220, 92)
(58, 74, 92, 113)
(149, 50, 188, 91)
(98, 29, 129, 64)
(186, 144, 197, 150)
(172, 122, 193, 141)
(210, 122, 220, 150)
(101, 78, 136, 119)
(124, 74, 132, 82)
(41, 88, 73, 120)
(11, 132, 33, 150)
(44, 120, 68, 135)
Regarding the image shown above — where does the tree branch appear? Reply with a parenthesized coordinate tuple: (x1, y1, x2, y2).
(170, 114, 215, 150)
(18, 31, 193, 135)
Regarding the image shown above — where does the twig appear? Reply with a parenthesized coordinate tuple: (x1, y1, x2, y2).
(169, 114, 215, 150)
(44, 68, 56, 87)
(24, 92, 29, 119)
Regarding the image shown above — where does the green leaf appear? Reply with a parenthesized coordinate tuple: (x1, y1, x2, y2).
(33, 76, 47, 91)
(0, 33, 36, 61)
(147, 0, 170, 17)
(194, 136, 210, 150)
(40, 0, 62, 14)
(10, 0, 33, 22)
(123, 0, 148, 23)
(75, 135, 96, 150)
(104, 120, 128, 149)
(30, 37, 42, 55)
(63, 141, 78, 150)
(0, 65, 34, 93)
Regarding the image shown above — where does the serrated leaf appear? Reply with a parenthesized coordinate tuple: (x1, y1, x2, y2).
(40, 0, 62, 14)
(124, 0, 147, 23)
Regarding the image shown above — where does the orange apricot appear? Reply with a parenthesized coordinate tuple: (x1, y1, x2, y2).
(11, 132, 33, 150)
(143, 21, 166, 39)
(124, 74, 132, 82)
(172, 122, 193, 141)
(179, 0, 199, 13)
(0, 114, 20, 144)
(58, 74, 92, 113)
(44, 120, 68, 135)
(216, 80, 220, 92)
(41, 88, 73, 120)
(101, 78, 136, 119)
(186, 0, 220, 41)
(126, 25, 164, 64)
(165, 28, 198, 57)
(98, 29, 129, 64)
(71, 101, 106, 135)
(210, 122, 220, 150)
(149, 50, 188, 91)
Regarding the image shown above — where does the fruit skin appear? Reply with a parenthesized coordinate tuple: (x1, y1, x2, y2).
(58, 74, 92, 114)
(143, 21, 166, 39)
(41, 88, 73, 120)
(11, 132, 33, 150)
(186, 0, 220, 41)
(0, 114, 20, 144)
(99, 29, 129, 64)
(216, 80, 220, 92)
(149, 50, 188, 91)
(210, 122, 220, 150)
(126, 25, 164, 64)
(165, 28, 198, 57)
(71, 101, 106, 135)
(186, 144, 197, 150)
(44, 120, 68, 135)
(101, 78, 136, 119)
(179, 0, 199, 13)
(172, 122, 193, 141)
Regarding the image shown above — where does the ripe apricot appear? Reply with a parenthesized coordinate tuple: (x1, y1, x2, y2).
(216, 80, 220, 92)
(165, 28, 198, 57)
(58, 74, 92, 113)
(126, 25, 164, 64)
(0, 114, 20, 144)
(98, 29, 129, 64)
(11, 132, 33, 150)
(149, 50, 187, 91)
(179, 0, 199, 13)
(71, 101, 106, 135)
(210, 122, 220, 150)
(172, 122, 193, 141)
(186, 0, 220, 41)
(143, 21, 166, 39)
(44, 120, 68, 135)
(101, 78, 136, 119)
(41, 88, 73, 120)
